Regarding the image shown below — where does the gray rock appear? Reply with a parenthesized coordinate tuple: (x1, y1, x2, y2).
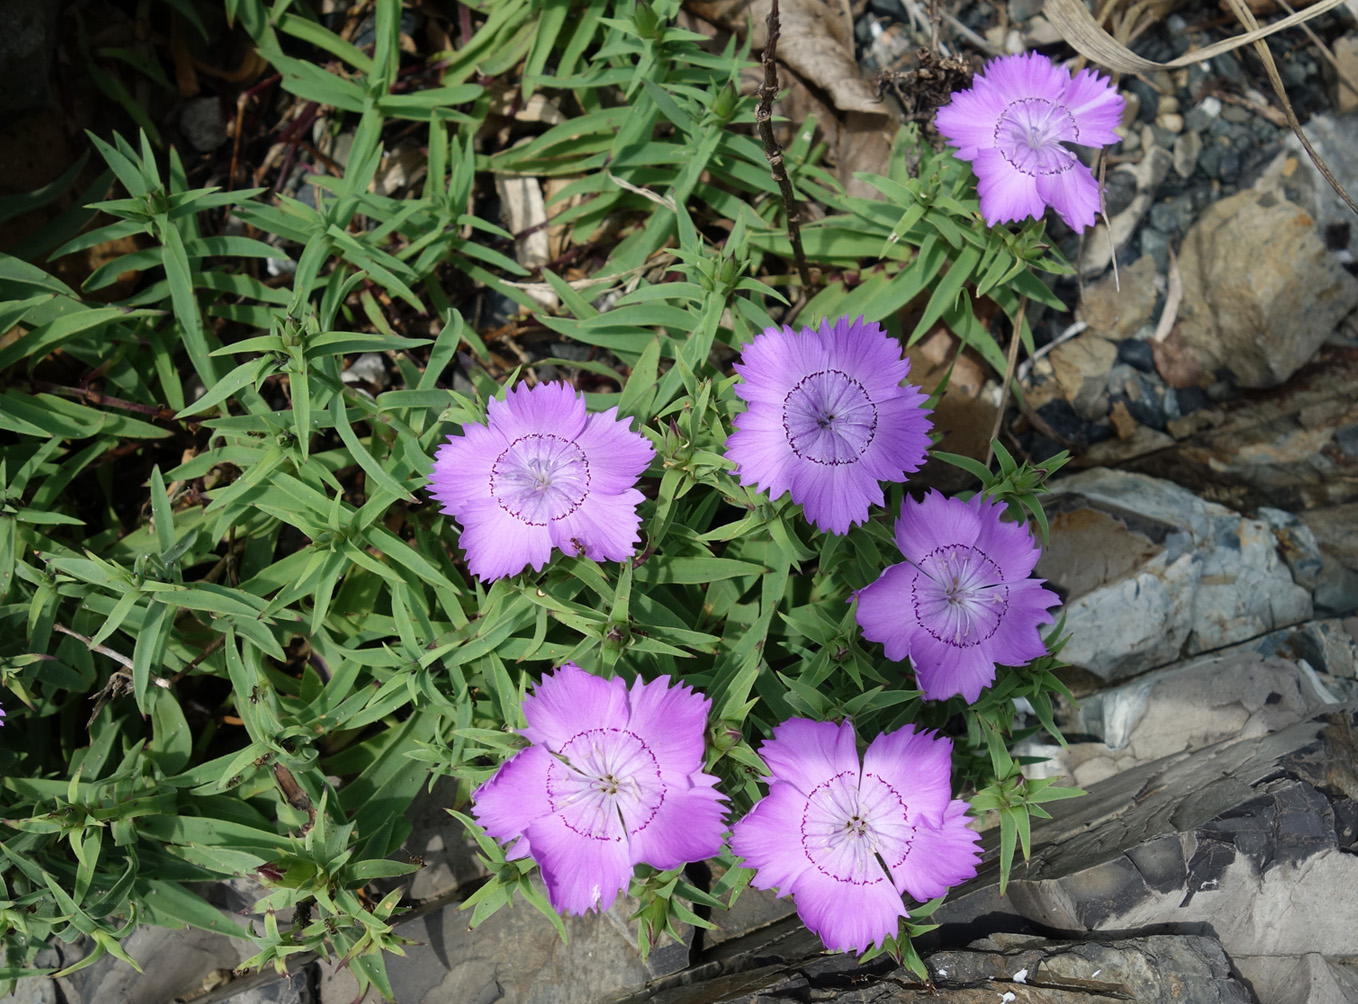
(1048, 334, 1118, 420)
(1076, 254, 1158, 342)
(1130, 350, 1358, 512)
(1175, 186, 1358, 387)
(1021, 652, 1331, 787)
(1255, 508, 1358, 616)
(939, 706, 1358, 1004)
(0, 975, 57, 1004)
(217, 972, 308, 1003)
(53, 925, 246, 1004)
(1037, 470, 1313, 683)
(929, 933, 1257, 1004)
(1173, 129, 1203, 178)
(1299, 505, 1358, 574)
(608, 931, 1259, 1003)
(1207, 617, 1358, 703)
(316, 885, 694, 1004)
(1239, 953, 1358, 1004)
(1079, 146, 1172, 275)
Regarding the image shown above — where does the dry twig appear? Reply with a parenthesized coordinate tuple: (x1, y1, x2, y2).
(754, 0, 813, 289)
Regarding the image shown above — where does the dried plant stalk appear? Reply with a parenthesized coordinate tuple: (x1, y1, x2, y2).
(755, 0, 813, 288)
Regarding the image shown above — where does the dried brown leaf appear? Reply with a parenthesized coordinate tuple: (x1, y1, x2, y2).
(686, 0, 881, 113)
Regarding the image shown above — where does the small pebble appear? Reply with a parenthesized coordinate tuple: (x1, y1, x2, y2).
(1156, 112, 1184, 134)
(1221, 104, 1250, 124)
(1157, 94, 1180, 115)
(1173, 130, 1202, 178)
(1120, 91, 1141, 127)
(1140, 228, 1171, 271)
(1127, 78, 1159, 123)
(1176, 386, 1209, 415)
(1117, 126, 1141, 153)
(1117, 338, 1157, 373)
(1149, 124, 1178, 147)
(1212, 53, 1247, 85)
(1199, 144, 1224, 178)
(1104, 170, 1138, 216)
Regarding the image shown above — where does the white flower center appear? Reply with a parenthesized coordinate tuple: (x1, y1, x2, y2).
(782, 369, 879, 466)
(800, 771, 912, 885)
(911, 544, 1009, 648)
(546, 728, 665, 842)
(994, 97, 1080, 177)
(490, 433, 591, 525)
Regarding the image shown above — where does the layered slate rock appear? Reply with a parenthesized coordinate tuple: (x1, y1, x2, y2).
(605, 931, 1258, 1003)
(1037, 469, 1314, 684)
(1019, 651, 1334, 787)
(928, 932, 1258, 1004)
(938, 707, 1358, 1004)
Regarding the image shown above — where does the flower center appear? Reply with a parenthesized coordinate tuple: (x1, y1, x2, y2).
(546, 727, 665, 842)
(911, 544, 1009, 648)
(782, 369, 879, 466)
(994, 97, 1080, 177)
(490, 433, 591, 525)
(800, 771, 911, 886)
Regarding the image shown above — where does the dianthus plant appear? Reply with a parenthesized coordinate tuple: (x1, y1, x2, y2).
(935, 51, 1123, 230)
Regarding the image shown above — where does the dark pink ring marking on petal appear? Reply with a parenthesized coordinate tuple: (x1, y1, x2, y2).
(799, 770, 906, 886)
(547, 727, 666, 841)
(911, 544, 1010, 648)
(993, 97, 1080, 178)
(489, 433, 592, 526)
(780, 369, 880, 467)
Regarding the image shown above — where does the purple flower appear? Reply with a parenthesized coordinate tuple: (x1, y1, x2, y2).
(729, 718, 980, 954)
(854, 491, 1060, 703)
(429, 382, 654, 582)
(935, 52, 1124, 231)
(472, 663, 726, 915)
(724, 316, 931, 535)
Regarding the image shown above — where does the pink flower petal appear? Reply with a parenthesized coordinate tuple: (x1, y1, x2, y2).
(471, 745, 555, 854)
(627, 778, 726, 870)
(853, 562, 920, 663)
(861, 726, 954, 824)
(936, 88, 1006, 158)
(786, 848, 908, 954)
(576, 407, 655, 493)
(623, 675, 712, 779)
(981, 51, 1070, 104)
(894, 489, 982, 555)
(890, 800, 982, 902)
(455, 499, 554, 581)
(973, 148, 1048, 226)
(428, 422, 501, 512)
(1066, 68, 1125, 145)
(521, 663, 630, 749)
(549, 486, 645, 563)
(487, 381, 588, 441)
(911, 634, 999, 703)
(525, 808, 634, 914)
(729, 783, 814, 894)
(1036, 161, 1102, 231)
(758, 718, 861, 796)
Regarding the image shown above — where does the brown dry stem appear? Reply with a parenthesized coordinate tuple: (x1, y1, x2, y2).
(755, 0, 813, 289)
